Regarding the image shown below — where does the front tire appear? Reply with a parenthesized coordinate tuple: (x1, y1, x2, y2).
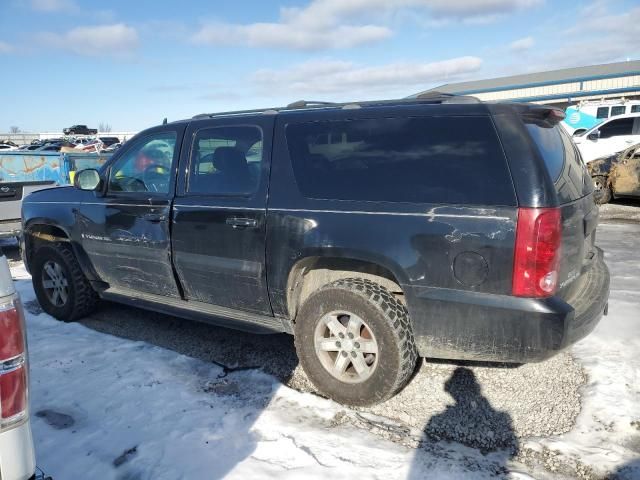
(294, 278, 418, 406)
(32, 243, 98, 321)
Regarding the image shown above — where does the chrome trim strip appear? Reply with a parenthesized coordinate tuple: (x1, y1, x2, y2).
(269, 208, 510, 220)
(0, 354, 25, 375)
(173, 205, 265, 211)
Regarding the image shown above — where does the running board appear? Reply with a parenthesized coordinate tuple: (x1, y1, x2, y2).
(100, 287, 289, 334)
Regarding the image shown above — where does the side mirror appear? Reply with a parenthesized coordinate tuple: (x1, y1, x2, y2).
(74, 169, 102, 191)
(587, 130, 600, 141)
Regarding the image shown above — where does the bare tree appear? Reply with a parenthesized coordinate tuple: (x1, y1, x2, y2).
(98, 122, 112, 133)
(9, 126, 20, 134)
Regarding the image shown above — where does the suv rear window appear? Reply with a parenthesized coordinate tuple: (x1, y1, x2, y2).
(285, 116, 515, 205)
(525, 122, 592, 203)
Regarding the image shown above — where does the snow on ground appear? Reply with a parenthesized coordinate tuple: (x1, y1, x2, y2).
(12, 263, 534, 479)
(531, 223, 640, 478)
(10, 221, 640, 479)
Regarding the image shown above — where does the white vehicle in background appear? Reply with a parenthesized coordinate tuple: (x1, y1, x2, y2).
(0, 250, 36, 480)
(573, 113, 640, 163)
(564, 99, 640, 135)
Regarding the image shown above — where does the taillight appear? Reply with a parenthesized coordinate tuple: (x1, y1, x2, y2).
(0, 297, 28, 431)
(512, 207, 562, 297)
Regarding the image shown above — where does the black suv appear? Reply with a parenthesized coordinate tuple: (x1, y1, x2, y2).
(63, 125, 98, 135)
(22, 96, 609, 406)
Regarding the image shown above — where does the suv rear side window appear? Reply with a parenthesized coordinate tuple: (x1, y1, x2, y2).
(525, 122, 591, 203)
(285, 116, 515, 205)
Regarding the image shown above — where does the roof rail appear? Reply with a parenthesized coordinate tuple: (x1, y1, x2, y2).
(191, 94, 482, 120)
(192, 107, 280, 119)
(286, 100, 340, 109)
(414, 91, 481, 104)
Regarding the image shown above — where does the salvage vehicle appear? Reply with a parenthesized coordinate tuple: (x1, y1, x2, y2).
(62, 125, 97, 135)
(0, 248, 36, 480)
(588, 143, 640, 204)
(573, 113, 640, 163)
(21, 96, 610, 406)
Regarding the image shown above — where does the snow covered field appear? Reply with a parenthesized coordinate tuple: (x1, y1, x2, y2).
(10, 222, 640, 479)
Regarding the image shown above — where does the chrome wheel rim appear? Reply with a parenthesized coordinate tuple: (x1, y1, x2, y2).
(314, 311, 379, 384)
(41, 260, 69, 307)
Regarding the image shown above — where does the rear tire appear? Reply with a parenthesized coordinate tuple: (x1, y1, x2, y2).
(294, 278, 418, 406)
(32, 243, 98, 322)
(592, 175, 612, 204)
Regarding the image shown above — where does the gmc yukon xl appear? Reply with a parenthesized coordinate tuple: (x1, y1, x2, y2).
(21, 96, 610, 406)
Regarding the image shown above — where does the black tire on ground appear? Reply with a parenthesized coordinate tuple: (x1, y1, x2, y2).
(592, 175, 612, 204)
(31, 242, 99, 322)
(294, 278, 418, 406)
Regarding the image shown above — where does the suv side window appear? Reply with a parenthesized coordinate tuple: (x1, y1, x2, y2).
(596, 107, 609, 119)
(598, 118, 634, 139)
(285, 116, 515, 205)
(109, 132, 176, 194)
(188, 126, 263, 196)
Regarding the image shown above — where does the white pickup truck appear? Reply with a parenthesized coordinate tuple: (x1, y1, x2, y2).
(0, 250, 36, 479)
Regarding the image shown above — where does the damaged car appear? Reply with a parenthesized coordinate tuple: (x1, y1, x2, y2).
(588, 142, 640, 204)
(21, 96, 610, 406)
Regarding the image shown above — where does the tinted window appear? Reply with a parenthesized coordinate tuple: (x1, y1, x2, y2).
(526, 123, 591, 202)
(286, 116, 515, 205)
(109, 132, 176, 193)
(188, 126, 262, 196)
(599, 118, 634, 138)
(596, 107, 609, 119)
(525, 123, 564, 181)
(611, 106, 626, 117)
(631, 105, 640, 113)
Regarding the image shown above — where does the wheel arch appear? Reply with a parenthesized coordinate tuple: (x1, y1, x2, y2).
(23, 221, 98, 282)
(285, 255, 406, 322)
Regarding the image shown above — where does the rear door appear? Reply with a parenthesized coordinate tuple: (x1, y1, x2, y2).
(172, 116, 273, 315)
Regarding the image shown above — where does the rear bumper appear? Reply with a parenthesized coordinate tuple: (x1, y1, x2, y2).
(0, 421, 36, 480)
(407, 248, 609, 363)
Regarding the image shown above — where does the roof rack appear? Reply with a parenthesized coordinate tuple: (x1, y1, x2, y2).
(286, 100, 340, 109)
(191, 93, 481, 119)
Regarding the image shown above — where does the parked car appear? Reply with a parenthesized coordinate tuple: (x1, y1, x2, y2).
(564, 99, 640, 135)
(588, 142, 640, 204)
(34, 144, 62, 152)
(573, 113, 640, 163)
(17, 145, 41, 151)
(0, 145, 17, 151)
(21, 97, 610, 406)
(101, 142, 121, 153)
(98, 136, 120, 147)
(0, 248, 36, 480)
(62, 125, 97, 135)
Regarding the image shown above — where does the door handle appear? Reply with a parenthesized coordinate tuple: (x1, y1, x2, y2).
(143, 212, 167, 223)
(226, 217, 258, 228)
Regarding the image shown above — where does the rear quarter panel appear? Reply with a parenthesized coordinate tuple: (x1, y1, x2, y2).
(267, 110, 519, 323)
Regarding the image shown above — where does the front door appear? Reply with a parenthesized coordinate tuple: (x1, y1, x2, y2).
(172, 118, 273, 315)
(79, 127, 183, 297)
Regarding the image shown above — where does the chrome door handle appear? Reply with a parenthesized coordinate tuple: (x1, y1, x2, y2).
(226, 217, 258, 228)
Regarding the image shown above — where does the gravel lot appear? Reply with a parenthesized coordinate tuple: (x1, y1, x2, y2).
(6, 201, 636, 468)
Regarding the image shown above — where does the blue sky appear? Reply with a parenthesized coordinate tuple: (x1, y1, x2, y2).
(1, 0, 638, 132)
